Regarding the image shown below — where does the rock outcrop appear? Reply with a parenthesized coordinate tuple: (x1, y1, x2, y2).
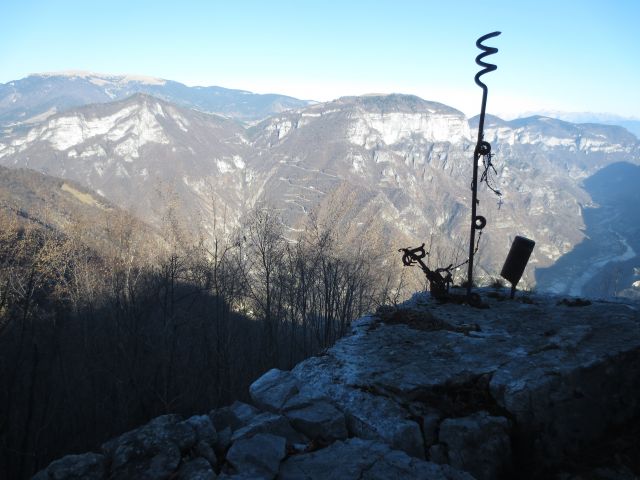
(34, 290, 640, 479)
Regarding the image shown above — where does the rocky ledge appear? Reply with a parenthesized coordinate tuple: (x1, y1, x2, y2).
(34, 290, 640, 479)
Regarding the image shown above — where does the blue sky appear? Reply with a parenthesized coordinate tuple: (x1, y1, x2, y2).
(1, 0, 638, 118)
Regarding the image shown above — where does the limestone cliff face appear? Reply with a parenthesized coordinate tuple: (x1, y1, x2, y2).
(34, 291, 640, 480)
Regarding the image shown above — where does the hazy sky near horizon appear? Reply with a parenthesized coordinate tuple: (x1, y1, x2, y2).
(1, 0, 638, 119)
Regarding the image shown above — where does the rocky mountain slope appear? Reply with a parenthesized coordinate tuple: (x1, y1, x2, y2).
(33, 290, 640, 479)
(522, 111, 640, 138)
(0, 72, 310, 126)
(0, 94, 254, 233)
(536, 161, 640, 298)
(475, 115, 640, 295)
(0, 165, 111, 227)
(1, 89, 639, 296)
(248, 96, 640, 290)
(0, 164, 160, 262)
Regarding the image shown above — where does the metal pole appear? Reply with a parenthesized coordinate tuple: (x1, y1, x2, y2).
(467, 142, 482, 297)
(467, 31, 500, 299)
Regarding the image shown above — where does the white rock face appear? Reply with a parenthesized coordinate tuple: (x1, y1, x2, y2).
(168, 106, 190, 132)
(485, 127, 575, 149)
(41, 106, 137, 150)
(266, 119, 294, 140)
(349, 153, 366, 174)
(485, 125, 629, 153)
(232, 155, 246, 169)
(216, 159, 233, 173)
(24, 103, 170, 152)
(80, 145, 106, 158)
(113, 138, 140, 158)
(128, 104, 170, 146)
(348, 112, 471, 146)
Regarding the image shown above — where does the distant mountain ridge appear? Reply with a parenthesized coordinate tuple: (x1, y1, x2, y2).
(0, 71, 312, 126)
(516, 110, 640, 138)
(473, 114, 638, 147)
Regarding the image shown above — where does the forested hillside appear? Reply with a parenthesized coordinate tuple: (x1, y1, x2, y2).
(0, 169, 398, 478)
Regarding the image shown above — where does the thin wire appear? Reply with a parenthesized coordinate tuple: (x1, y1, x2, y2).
(480, 153, 502, 197)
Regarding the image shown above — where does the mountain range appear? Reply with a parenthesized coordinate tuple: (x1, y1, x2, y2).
(0, 71, 311, 127)
(519, 110, 640, 138)
(1, 72, 639, 298)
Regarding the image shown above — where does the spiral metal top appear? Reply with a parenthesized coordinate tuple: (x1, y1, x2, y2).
(474, 31, 501, 91)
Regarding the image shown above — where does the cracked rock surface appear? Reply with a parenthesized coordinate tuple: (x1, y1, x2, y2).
(288, 290, 640, 478)
(33, 291, 640, 479)
(279, 438, 474, 480)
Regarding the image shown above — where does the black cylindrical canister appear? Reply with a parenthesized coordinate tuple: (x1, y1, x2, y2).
(500, 236, 535, 286)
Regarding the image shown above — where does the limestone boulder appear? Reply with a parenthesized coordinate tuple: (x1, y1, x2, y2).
(278, 438, 474, 480)
(101, 415, 196, 480)
(435, 411, 511, 480)
(249, 368, 299, 412)
(231, 411, 307, 446)
(193, 440, 218, 469)
(209, 401, 260, 454)
(225, 433, 286, 479)
(209, 401, 259, 433)
(293, 356, 425, 458)
(183, 414, 217, 446)
(284, 399, 348, 441)
(32, 452, 106, 480)
(177, 457, 217, 480)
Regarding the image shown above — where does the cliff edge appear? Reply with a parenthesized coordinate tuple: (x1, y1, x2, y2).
(34, 290, 640, 479)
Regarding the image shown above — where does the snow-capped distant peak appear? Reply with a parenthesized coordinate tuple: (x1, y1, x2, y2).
(33, 71, 166, 86)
